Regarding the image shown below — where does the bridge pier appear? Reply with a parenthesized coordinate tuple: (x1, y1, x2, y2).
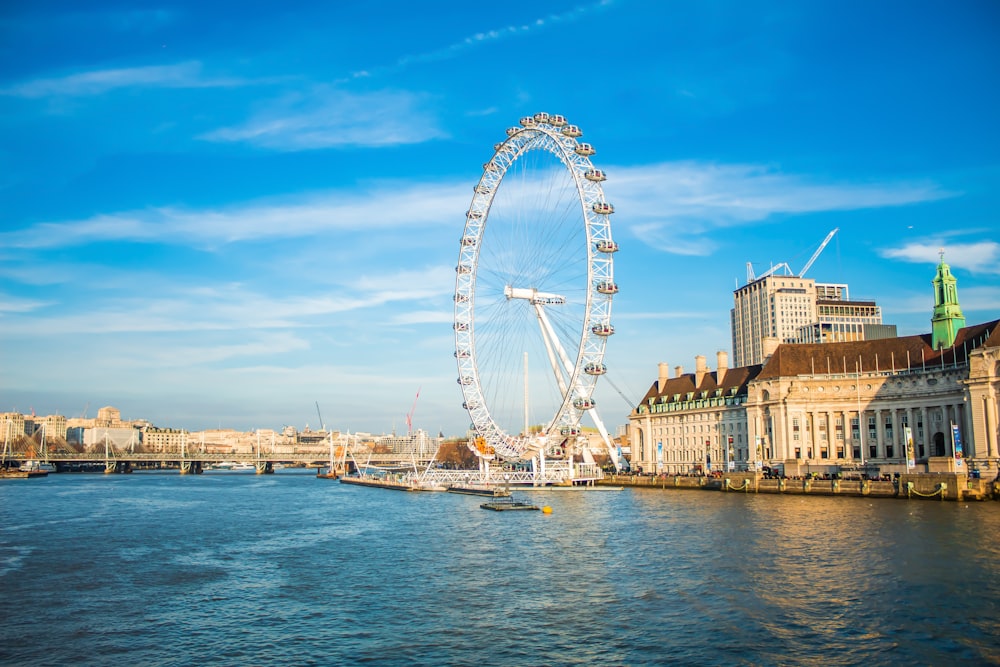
(179, 461, 203, 475)
(256, 461, 274, 475)
(104, 460, 133, 474)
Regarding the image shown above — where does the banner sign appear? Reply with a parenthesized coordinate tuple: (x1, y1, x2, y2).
(903, 425, 915, 470)
(951, 422, 964, 468)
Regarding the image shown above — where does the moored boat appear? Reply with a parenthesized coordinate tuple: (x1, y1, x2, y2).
(19, 460, 56, 473)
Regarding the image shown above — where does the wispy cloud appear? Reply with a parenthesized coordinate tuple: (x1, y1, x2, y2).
(0, 61, 254, 98)
(879, 239, 1000, 274)
(345, 1, 616, 81)
(0, 181, 469, 249)
(614, 162, 955, 256)
(201, 87, 446, 150)
(0, 294, 52, 314)
(1, 265, 455, 336)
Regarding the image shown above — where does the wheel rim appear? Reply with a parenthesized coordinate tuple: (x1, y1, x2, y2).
(455, 114, 616, 460)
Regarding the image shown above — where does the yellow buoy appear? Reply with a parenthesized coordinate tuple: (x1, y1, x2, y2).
(541, 506, 552, 514)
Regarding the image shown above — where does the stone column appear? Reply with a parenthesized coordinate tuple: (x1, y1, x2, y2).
(961, 400, 972, 459)
(986, 394, 998, 458)
(875, 407, 886, 460)
(920, 405, 930, 459)
(944, 404, 954, 456)
(887, 408, 906, 459)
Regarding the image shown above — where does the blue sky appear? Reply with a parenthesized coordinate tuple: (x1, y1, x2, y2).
(2, 0, 998, 437)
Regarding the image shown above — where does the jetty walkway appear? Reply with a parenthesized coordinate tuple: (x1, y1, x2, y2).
(601, 471, 999, 502)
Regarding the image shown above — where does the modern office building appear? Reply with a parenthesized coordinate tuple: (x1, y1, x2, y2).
(731, 275, 891, 367)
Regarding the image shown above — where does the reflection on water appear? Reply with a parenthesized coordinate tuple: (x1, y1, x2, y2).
(0, 473, 997, 666)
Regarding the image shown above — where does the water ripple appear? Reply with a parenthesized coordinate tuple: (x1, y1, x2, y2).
(1, 474, 998, 665)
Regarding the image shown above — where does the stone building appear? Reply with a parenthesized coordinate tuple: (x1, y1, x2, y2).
(631, 256, 999, 477)
(629, 352, 761, 474)
(744, 319, 998, 476)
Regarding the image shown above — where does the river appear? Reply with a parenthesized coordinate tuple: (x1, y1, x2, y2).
(1, 471, 998, 666)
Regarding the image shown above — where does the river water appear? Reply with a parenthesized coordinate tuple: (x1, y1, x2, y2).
(1, 471, 998, 666)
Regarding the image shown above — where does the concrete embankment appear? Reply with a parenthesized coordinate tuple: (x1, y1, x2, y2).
(600, 472, 999, 501)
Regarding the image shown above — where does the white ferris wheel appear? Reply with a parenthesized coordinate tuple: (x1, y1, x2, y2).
(454, 112, 618, 463)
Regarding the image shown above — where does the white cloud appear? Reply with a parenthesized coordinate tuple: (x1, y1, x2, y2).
(0, 294, 52, 314)
(0, 62, 251, 98)
(391, 310, 455, 325)
(0, 182, 469, 249)
(879, 240, 1000, 274)
(343, 1, 616, 81)
(201, 88, 447, 150)
(614, 162, 954, 256)
(0, 265, 455, 337)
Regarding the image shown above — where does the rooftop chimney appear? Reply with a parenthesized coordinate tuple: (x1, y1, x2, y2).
(658, 362, 670, 391)
(717, 350, 729, 380)
(674, 365, 684, 378)
(695, 355, 707, 386)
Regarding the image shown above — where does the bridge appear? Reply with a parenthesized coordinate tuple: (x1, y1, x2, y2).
(3, 450, 607, 487)
(2, 450, 439, 475)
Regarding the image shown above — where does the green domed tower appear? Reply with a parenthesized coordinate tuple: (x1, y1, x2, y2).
(931, 249, 965, 349)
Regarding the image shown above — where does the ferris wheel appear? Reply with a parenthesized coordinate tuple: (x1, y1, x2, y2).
(454, 112, 618, 461)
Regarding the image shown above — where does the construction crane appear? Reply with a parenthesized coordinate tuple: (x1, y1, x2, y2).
(745, 228, 838, 284)
(315, 401, 325, 432)
(798, 228, 838, 278)
(405, 388, 420, 436)
(746, 261, 792, 283)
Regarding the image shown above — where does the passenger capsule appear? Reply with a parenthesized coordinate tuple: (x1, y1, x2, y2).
(533, 112, 550, 123)
(475, 184, 491, 194)
(467, 210, 483, 220)
(596, 280, 619, 295)
(585, 169, 606, 182)
(519, 116, 537, 127)
(549, 114, 567, 127)
(562, 125, 582, 138)
(584, 363, 607, 376)
(461, 236, 477, 247)
(454, 349, 471, 358)
(462, 401, 479, 410)
(591, 323, 615, 337)
(506, 127, 519, 137)
(573, 398, 596, 410)
(592, 202, 614, 215)
(560, 427, 580, 437)
(454, 293, 469, 303)
(494, 142, 505, 151)
(456, 264, 472, 274)
(458, 376, 474, 385)
(596, 240, 619, 253)
(574, 143, 595, 156)
(453, 322, 469, 331)
(484, 162, 499, 171)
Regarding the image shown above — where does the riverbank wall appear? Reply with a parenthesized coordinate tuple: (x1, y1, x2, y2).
(600, 472, 999, 501)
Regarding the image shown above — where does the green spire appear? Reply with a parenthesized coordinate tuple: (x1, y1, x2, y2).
(931, 249, 965, 349)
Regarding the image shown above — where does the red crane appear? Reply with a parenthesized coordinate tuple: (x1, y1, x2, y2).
(405, 387, 420, 435)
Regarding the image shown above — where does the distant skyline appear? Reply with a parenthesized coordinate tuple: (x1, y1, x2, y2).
(2, 1, 998, 436)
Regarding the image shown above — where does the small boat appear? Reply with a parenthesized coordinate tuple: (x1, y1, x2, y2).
(317, 431, 340, 479)
(1, 468, 49, 479)
(19, 460, 56, 473)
